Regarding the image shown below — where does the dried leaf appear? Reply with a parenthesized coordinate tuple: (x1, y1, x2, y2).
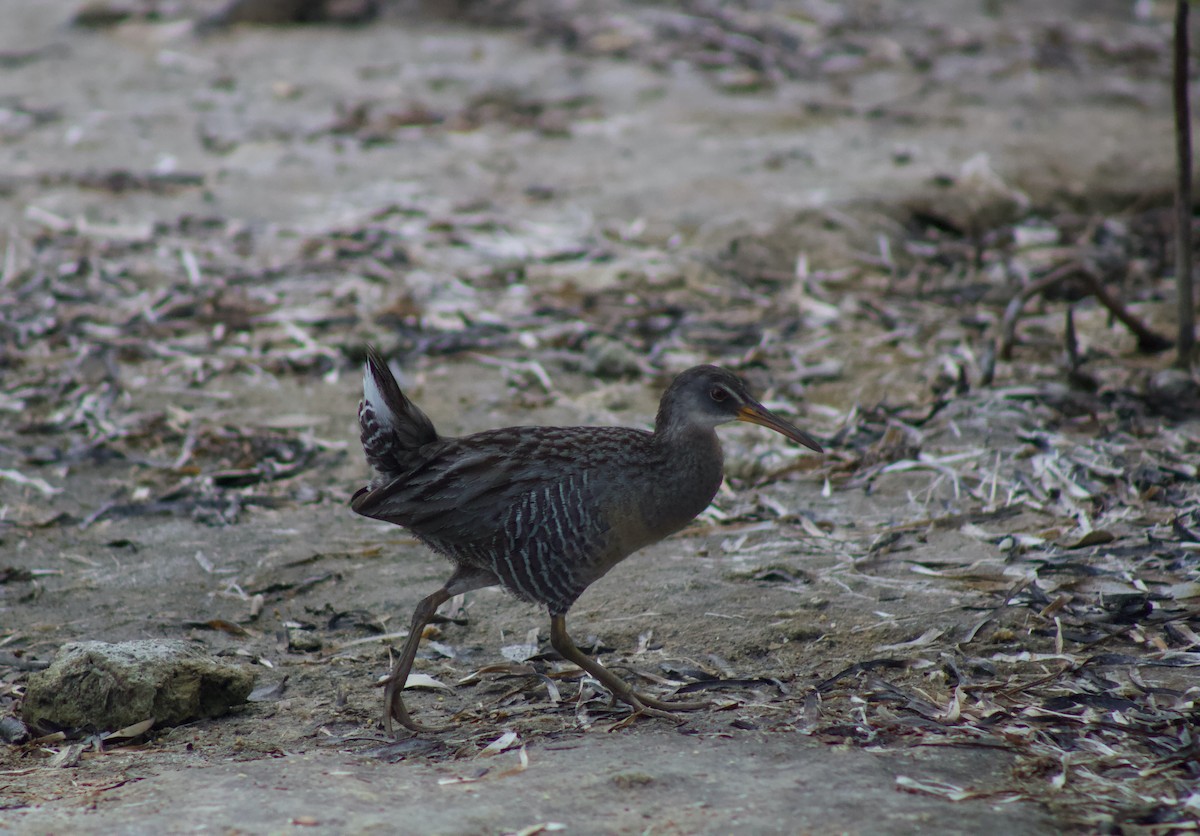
(478, 730, 520, 757)
(103, 718, 154, 743)
(404, 673, 452, 692)
(1063, 530, 1116, 549)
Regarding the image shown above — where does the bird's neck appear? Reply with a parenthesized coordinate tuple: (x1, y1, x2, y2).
(643, 425, 725, 537)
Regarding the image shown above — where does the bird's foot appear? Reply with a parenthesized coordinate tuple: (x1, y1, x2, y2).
(629, 691, 708, 713)
(548, 613, 709, 727)
(606, 695, 688, 730)
(381, 677, 453, 736)
(601, 690, 708, 729)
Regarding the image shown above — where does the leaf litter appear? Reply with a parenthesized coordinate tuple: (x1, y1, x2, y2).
(0, 4, 1197, 831)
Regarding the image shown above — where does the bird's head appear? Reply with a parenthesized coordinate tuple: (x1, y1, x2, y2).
(656, 365, 823, 452)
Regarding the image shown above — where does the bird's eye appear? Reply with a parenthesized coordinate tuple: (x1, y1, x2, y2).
(710, 387, 728, 403)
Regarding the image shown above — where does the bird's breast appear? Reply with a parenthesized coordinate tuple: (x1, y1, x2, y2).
(597, 430, 725, 558)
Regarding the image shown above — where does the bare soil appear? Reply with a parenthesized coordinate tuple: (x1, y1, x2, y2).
(2, 1, 1198, 833)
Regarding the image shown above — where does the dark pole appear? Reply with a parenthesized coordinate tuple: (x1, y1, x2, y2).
(1174, 0, 1195, 369)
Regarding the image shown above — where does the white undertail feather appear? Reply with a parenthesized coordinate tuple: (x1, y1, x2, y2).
(356, 349, 439, 484)
(362, 359, 396, 430)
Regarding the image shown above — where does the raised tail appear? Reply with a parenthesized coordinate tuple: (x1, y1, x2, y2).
(357, 346, 438, 481)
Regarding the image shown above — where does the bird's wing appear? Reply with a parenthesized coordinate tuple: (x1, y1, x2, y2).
(351, 426, 651, 542)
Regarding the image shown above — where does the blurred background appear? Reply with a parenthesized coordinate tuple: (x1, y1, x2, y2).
(2, 2, 1198, 831)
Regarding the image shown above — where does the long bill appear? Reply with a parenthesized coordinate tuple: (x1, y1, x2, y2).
(736, 403, 824, 453)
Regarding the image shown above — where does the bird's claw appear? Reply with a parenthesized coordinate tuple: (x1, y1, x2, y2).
(607, 697, 687, 730)
(630, 691, 709, 713)
(382, 677, 452, 735)
(598, 688, 708, 729)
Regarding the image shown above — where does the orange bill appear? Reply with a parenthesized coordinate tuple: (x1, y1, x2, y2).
(736, 403, 824, 453)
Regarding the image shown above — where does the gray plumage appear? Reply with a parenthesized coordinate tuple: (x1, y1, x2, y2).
(351, 347, 822, 732)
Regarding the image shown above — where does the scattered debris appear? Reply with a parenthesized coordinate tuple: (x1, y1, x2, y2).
(1, 2, 1197, 831)
(21, 640, 256, 732)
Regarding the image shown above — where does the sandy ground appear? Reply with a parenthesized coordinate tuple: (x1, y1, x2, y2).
(2, 1, 1198, 833)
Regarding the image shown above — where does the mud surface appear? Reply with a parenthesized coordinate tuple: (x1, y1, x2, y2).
(2, 1, 1198, 833)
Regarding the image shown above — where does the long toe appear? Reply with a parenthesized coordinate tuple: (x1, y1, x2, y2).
(632, 692, 709, 712)
(607, 697, 688, 730)
(383, 681, 453, 735)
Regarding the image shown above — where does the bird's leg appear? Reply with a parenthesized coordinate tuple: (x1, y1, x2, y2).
(382, 587, 453, 735)
(549, 614, 708, 717)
